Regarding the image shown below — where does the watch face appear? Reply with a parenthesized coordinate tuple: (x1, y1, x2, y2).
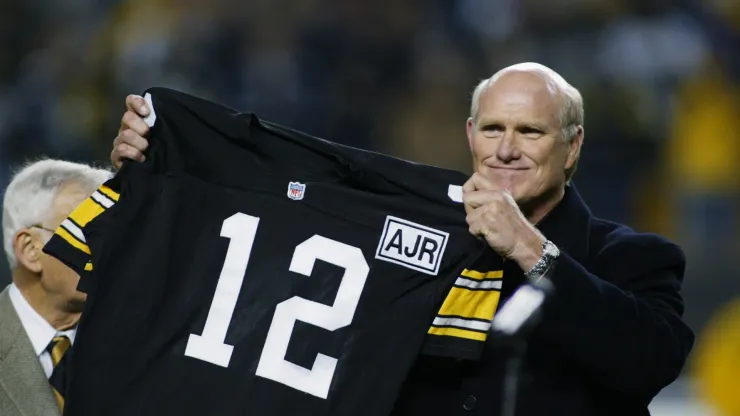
(544, 241, 560, 257)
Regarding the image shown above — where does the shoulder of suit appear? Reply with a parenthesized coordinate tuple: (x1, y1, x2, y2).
(0, 285, 15, 319)
(587, 217, 685, 274)
(0, 285, 24, 359)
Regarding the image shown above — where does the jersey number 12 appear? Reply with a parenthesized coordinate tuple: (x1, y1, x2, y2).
(184, 213, 369, 399)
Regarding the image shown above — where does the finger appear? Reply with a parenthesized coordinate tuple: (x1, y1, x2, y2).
(119, 129, 150, 152)
(125, 94, 150, 117)
(465, 206, 484, 227)
(112, 132, 123, 149)
(111, 143, 145, 168)
(469, 172, 499, 192)
(462, 176, 477, 194)
(120, 110, 151, 137)
(463, 203, 474, 216)
(463, 189, 501, 210)
(467, 222, 488, 242)
(462, 190, 486, 213)
(462, 177, 479, 215)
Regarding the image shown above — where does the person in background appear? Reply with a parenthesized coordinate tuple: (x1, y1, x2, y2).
(110, 62, 694, 415)
(0, 159, 112, 416)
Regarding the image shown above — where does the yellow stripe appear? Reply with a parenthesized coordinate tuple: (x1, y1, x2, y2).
(436, 287, 501, 321)
(427, 326, 487, 341)
(69, 197, 106, 228)
(50, 336, 70, 411)
(52, 387, 64, 411)
(98, 185, 120, 202)
(460, 269, 503, 280)
(55, 227, 91, 255)
(84, 261, 93, 271)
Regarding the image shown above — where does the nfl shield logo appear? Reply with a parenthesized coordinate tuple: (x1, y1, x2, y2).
(287, 181, 306, 200)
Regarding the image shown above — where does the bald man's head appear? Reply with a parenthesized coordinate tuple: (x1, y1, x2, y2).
(470, 63, 584, 144)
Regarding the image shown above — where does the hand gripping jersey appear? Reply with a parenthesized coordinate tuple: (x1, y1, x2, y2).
(44, 88, 504, 416)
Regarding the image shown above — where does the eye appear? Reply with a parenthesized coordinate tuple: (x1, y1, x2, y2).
(520, 127, 544, 137)
(481, 124, 504, 135)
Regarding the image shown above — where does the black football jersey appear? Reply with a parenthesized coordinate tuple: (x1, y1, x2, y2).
(44, 88, 505, 416)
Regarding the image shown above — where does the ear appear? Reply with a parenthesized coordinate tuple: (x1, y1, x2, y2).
(466, 117, 475, 151)
(565, 125, 584, 170)
(13, 229, 43, 274)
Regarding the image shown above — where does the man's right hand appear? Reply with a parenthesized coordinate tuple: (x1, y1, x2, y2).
(111, 94, 152, 169)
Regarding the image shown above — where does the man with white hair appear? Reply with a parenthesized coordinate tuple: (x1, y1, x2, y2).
(111, 62, 693, 415)
(0, 159, 112, 416)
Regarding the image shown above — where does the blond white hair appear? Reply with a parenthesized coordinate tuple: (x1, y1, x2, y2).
(2, 159, 112, 269)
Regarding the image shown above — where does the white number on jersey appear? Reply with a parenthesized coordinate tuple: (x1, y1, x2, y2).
(184, 213, 260, 367)
(185, 213, 370, 399)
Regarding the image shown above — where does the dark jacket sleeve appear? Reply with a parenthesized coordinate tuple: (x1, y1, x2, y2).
(533, 232, 695, 401)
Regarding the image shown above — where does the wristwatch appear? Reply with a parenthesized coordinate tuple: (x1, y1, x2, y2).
(524, 239, 560, 281)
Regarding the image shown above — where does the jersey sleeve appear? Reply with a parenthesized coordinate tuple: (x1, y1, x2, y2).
(421, 252, 504, 361)
(42, 180, 121, 289)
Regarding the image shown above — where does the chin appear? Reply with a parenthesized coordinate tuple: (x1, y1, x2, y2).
(509, 186, 539, 206)
(490, 176, 520, 192)
(69, 294, 87, 308)
(504, 182, 525, 198)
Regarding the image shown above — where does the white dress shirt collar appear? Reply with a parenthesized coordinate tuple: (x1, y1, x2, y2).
(8, 283, 76, 357)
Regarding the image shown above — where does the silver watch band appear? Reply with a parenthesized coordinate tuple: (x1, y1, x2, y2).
(524, 240, 560, 281)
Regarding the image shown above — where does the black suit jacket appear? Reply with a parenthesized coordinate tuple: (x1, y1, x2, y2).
(391, 185, 694, 415)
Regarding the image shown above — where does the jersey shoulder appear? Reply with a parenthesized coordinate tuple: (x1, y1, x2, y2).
(42, 179, 122, 292)
(142, 87, 468, 211)
(332, 142, 469, 202)
(272, 131, 469, 210)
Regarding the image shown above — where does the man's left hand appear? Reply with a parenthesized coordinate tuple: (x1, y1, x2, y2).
(462, 173, 545, 271)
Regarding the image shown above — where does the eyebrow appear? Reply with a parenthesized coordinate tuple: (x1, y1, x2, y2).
(477, 120, 550, 131)
(519, 123, 549, 131)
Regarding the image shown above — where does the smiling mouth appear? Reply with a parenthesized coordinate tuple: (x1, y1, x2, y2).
(491, 167, 529, 171)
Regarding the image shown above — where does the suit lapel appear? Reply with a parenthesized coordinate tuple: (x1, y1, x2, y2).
(0, 286, 61, 416)
(537, 184, 592, 264)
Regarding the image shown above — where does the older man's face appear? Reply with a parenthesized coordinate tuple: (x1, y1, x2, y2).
(466, 72, 579, 207)
(36, 183, 91, 309)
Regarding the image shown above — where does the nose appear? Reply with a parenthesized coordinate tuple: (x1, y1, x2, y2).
(496, 129, 522, 162)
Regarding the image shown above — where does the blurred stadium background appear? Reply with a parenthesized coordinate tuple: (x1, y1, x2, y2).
(0, 0, 737, 414)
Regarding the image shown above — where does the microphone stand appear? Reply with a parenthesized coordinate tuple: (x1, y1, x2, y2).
(491, 278, 554, 416)
(501, 337, 527, 416)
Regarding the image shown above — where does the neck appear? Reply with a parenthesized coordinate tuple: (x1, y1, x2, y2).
(521, 186, 566, 225)
(13, 272, 80, 331)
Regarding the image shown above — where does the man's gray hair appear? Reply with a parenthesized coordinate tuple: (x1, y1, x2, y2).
(2, 158, 113, 269)
(470, 62, 584, 143)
